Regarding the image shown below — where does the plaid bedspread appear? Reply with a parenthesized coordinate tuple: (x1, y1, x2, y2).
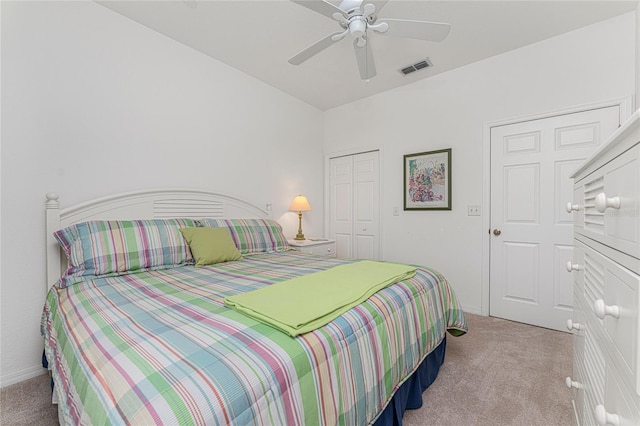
(41, 252, 467, 425)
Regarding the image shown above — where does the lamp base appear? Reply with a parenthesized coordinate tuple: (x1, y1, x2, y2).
(295, 211, 305, 240)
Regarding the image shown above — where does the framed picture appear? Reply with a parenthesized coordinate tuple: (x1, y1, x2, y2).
(404, 148, 452, 210)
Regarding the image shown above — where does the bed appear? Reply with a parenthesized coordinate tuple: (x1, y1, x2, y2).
(41, 189, 467, 425)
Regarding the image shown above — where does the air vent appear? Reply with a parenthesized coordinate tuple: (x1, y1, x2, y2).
(400, 59, 432, 76)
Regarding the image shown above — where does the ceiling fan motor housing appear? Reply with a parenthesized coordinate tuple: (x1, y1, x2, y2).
(349, 17, 366, 38)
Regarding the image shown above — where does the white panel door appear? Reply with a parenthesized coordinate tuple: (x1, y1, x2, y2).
(353, 151, 379, 260)
(329, 151, 380, 260)
(330, 156, 354, 258)
(490, 106, 620, 331)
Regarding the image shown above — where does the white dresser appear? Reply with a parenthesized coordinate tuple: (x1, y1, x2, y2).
(566, 110, 640, 426)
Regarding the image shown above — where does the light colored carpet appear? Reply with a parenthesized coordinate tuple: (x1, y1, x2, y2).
(404, 313, 574, 426)
(1, 313, 573, 425)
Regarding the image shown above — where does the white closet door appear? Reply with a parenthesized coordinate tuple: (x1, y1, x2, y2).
(353, 151, 379, 260)
(330, 155, 354, 258)
(329, 151, 380, 260)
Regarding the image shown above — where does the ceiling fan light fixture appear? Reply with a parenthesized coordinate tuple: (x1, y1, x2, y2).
(349, 18, 366, 38)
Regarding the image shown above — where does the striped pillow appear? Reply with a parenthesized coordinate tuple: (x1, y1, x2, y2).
(197, 218, 290, 254)
(54, 219, 196, 287)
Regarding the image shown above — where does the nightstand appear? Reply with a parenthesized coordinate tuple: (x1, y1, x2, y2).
(288, 238, 336, 257)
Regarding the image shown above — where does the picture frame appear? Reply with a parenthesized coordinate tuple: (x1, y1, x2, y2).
(404, 148, 452, 210)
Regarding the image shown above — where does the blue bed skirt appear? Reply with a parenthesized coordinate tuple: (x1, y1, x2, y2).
(374, 337, 447, 426)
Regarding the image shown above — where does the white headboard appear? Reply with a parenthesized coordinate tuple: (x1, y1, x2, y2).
(45, 189, 268, 288)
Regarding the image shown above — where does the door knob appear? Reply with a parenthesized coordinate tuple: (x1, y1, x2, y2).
(493, 229, 501, 236)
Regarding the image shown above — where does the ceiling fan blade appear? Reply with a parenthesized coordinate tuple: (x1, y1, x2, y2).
(381, 19, 451, 42)
(289, 32, 344, 65)
(353, 37, 376, 80)
(366, 0, 388, 19)
(290, 0, 347, 20)
(372, 0, 388, 12)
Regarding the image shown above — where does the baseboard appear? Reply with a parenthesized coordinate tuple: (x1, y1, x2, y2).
(461, 304, 482, 316)
(1, 365, 47, 388)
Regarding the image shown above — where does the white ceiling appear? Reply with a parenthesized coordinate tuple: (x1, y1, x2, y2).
(98, 0, 638, 111)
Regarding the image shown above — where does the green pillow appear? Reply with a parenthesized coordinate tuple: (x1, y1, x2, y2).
(179, 227, 242, 267)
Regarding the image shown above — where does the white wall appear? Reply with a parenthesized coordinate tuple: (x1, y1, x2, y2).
(324, 12, 637, 315)
(637, 4, 640, 105)
(0, 1, 324, 386)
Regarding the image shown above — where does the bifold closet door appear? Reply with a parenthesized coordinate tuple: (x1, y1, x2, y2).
(329, 151, 379, 260)
(330, 155, 354, 258)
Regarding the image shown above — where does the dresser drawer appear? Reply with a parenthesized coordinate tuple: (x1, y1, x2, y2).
(601, 258, 640, 397)
(579, 241, 639, 396)
(288, 239, 336, 257)
(578, 327, 640, 426)
(568, 296, 587, 426)
(599, 362, 640, 426)
(575, 297, 640, 426)
(573, 239, 604, 309)
(576, 144, 640, 259)
(573, 183, 586, 231)
(300, 242, 336, 257)
(583, 317, 606, 426)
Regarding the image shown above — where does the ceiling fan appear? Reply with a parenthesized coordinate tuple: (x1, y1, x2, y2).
(288, 0, 451, 80)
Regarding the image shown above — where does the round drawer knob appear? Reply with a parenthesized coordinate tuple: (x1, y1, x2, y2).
(565, 376, 583, 389)
(594, 404, 620, 426)
(593, 299, 620, 319)
(594, 193, 621, 213)
(566, 319, 581, 331)
(566, 261, 581, 272)
(565, 202, 581, 213)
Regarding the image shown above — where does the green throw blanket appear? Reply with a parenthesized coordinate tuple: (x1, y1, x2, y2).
(224, 260, 417, 337)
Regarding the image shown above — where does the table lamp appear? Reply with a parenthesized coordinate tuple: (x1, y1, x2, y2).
(289, 195, 311, 240)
